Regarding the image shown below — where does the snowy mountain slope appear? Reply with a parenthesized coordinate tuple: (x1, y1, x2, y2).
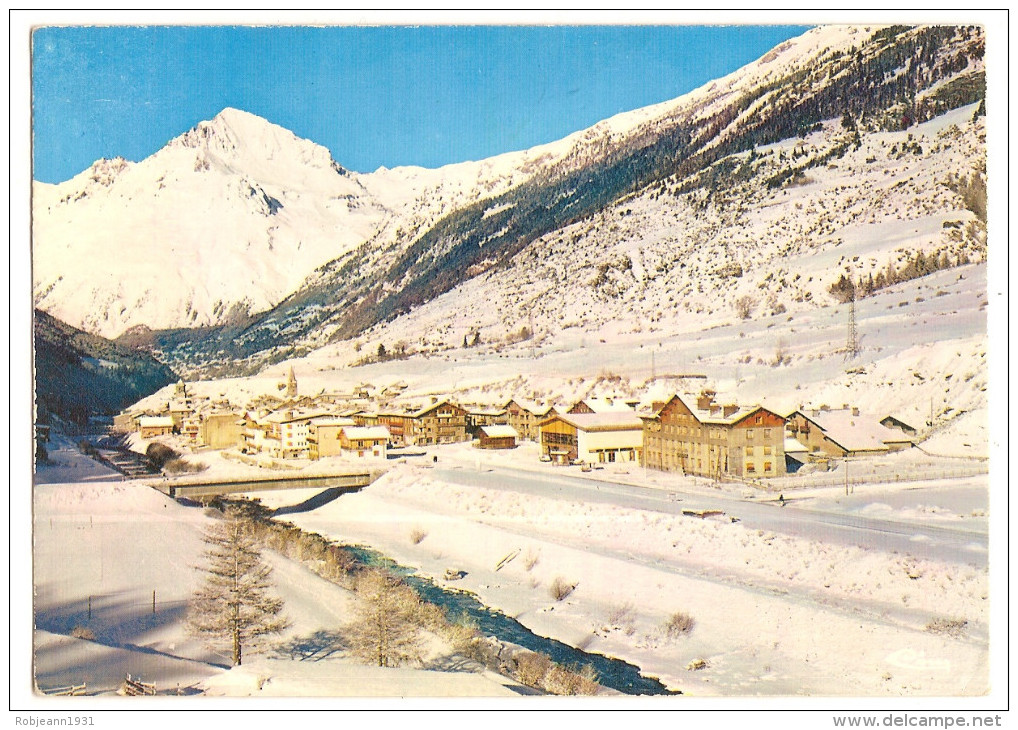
(32, 24, 986, 392)
(32, 107, 584, 339)
(33, 108, 382, 337)
(139, 24, 984, 374)
(171, 100, 986, 448)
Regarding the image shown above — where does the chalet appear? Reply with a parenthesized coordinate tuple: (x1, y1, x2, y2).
(376, 410, 411, 447)
(181, 413, 202, 443)
(787, 406, 915, 457)
(138, 416, 174, 439)
(567, 397, 637, 415)
(538, 412, 643, 465)
(465, 406, 508, 436)
(409, 400, 468, 445)
(503, 399, 555, 442)
(641, 392, 787, 478)
(477, 425, 519, 450)
(378, 400, 468, 447)
(339, 426, 390, 459)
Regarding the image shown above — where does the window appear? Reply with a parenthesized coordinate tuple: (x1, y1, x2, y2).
(764, 461, 772, 473)
(764, 428, 772, 439)
(747, 429, 754, 440)
(746, 463, 756, 473)
(764, 445, 772, 456)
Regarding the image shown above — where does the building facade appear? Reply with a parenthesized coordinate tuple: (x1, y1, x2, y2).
(503, 399, 554, 442)
(787, 407, 914, 458)
(477, 425, 518, 449)
(538, 412, 643, 465)
(642, 393, 787, 478)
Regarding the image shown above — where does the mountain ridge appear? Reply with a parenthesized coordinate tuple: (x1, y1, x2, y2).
(33, 24, 986, 380)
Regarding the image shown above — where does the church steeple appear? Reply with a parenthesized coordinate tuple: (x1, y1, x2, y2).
(286, 366, 297, 398)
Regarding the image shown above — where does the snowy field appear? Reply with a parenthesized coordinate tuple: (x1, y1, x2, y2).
(30, 435, 527, 702)
(249, 458, 990, 698)
(27, 423, 996, 709)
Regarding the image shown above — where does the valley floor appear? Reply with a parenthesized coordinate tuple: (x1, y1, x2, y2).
(29, 433, 992, 703)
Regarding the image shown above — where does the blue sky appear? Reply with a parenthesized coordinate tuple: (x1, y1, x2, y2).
(32, 24, 809, 184)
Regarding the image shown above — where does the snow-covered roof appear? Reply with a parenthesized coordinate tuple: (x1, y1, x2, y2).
(784, 436, 809, 453)
(666, 394, 769, 426)
(138, 416, 174, 428)
(479, 425, 519, 439)
(411, 400, 462, 418)
(545, 412, 644, 432)
(262, 408, 330, 424)
(572, 397, 636, 414)
(468, 407, 507, 417)
(801, 408, 914, 453)
(504, 398, 553, 416)
(309, 416, 357, 427)
(342, 426, 390, 441)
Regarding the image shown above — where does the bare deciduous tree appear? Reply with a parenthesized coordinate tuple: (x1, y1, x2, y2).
(345, 569, 424, 668)
(187, 510, 288, 666)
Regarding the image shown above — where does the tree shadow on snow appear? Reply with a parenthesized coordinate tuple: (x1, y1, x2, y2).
(35, 590, 229, 670)
(271, 630, 346, 661)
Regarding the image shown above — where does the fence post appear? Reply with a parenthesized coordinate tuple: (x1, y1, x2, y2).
(152, 590, 156, 614)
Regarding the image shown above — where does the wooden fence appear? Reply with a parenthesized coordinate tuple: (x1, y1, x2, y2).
(41, 682, 87, 697)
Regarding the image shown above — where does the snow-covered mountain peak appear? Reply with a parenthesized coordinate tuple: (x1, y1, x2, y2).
(168, 107, 345, 182)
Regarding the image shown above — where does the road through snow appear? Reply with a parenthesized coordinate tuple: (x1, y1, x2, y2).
(430, 463, 987, 567)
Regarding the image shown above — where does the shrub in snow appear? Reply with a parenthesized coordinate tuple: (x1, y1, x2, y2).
(549, 577, 577, 602)
(514, 651, 552, 687)
(603, 601, 636, 628)
(924, 618, 967, 637)
(664, 611, 696, 638)
(163, 457, 207, 474)
(523, 550, 540, 572)
(70, 626, 96, 641)
(734, 295, 756, 320)
(145, 442, 177, 468)
(409, 527, 428, 545)
(544, 664, 600, 696)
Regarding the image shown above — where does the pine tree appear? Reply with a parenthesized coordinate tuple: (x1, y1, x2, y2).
(187, 510, 288, 666)
(344, 569, 423, 668)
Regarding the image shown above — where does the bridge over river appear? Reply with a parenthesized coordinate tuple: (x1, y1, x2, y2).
(147, 470, 385, 500)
